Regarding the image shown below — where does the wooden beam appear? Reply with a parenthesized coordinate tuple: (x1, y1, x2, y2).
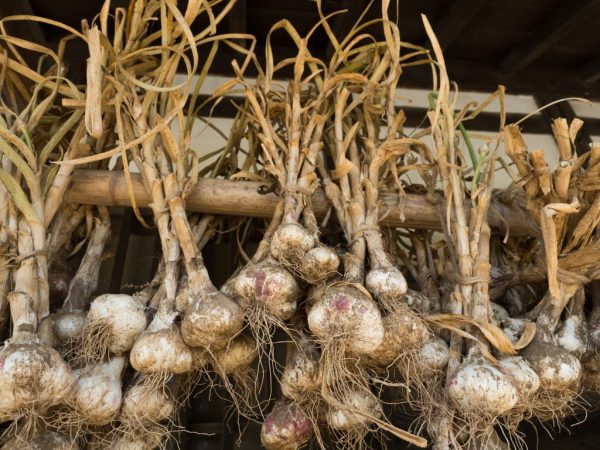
(501, 0, 600, 75)
(227, 0, 247, 48)
(8, 2, 600, 101)
(47, 36, 600, 100)
(429, 0, 489, 51)
(185, 94, 590, 135)
(65, 170, 538, 236)
(185, 44, 600, 100)
(61, 93, 585, 135)
(436, 60, 596, 99)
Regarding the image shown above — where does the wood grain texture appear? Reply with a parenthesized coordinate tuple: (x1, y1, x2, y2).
(66, 170, 538, 236)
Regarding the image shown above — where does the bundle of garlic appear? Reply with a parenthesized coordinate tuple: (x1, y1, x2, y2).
(0, 0, 247, 447)
(0, 16, 93, 444)
(250, 5, 435, 449)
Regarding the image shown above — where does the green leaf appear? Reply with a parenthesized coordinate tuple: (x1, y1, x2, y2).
(43, 163, 59, 197)
(0, 168, 40, 227)
(0, 136, 37, 195)
(39, 109, 84, 166)
(0, 127, 37, 170)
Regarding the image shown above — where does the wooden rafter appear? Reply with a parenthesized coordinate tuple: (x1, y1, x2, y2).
(181, 95, 600, 135)
(227, 0, 247, 48)
(428, 0, 489, 51)
(9, 0, 600, 103)
(59, 92, 600, 135)
(178, 45, 600, 100)
(501, 0, 600, 75)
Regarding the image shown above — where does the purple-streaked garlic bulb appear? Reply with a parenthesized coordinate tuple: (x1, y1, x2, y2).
(308, 285, 384, 355)
(231, 260, 301, 321)
(261, 400, 314, 450)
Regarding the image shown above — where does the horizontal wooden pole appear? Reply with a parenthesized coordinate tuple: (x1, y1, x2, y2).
(66, 170, 538, 236)
(61, 94, 597, 136)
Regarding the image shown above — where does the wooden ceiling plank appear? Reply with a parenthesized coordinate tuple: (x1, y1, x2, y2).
(430, 0, 489, 51)
(227, 0, 247, 48)
(0, 0, 48, 70)
(190, 94, 568, 134)
(581, 56, 600, 84)
(180, 44, 597, 99)
(23, 2, 600, 103)
(325, 0, 366, 59)
(407, 59, 595, 99)
(0, 0, 47, 46)
(501, 0, 600, 75)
